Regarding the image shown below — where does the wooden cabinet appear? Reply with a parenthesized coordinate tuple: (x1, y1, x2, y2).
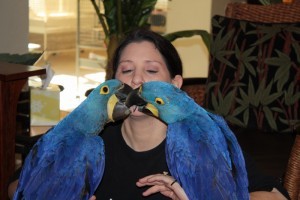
(0, 62, 45, 200)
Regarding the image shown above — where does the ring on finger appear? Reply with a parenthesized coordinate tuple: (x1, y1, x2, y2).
(171, 179, 177, 186)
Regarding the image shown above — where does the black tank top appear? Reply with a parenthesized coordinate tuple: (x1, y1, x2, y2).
(95, 122, 170, 200)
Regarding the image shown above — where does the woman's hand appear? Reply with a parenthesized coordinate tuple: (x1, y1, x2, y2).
(136, 172, 188, 200)
(89, 195, 96, 200)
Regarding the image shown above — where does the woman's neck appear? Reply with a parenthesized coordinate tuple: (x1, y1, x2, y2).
(121, 115, 167, 152)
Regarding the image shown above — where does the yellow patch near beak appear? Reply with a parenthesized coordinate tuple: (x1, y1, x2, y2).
(107, 94, 118, 122)
(145, 103, 159, 118)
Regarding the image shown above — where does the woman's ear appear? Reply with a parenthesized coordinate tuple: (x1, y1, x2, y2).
(171, 75, 183, 89)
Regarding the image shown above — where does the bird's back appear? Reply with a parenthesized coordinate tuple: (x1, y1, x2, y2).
(14, 129, 105, 200)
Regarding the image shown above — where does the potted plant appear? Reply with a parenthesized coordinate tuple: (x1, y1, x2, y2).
(0, 53, 42, 65)
(90, 0, 211, 79)
(90, 0, 157, 79)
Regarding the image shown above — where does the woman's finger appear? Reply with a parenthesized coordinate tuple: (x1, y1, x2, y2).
(136, 173, 189, 200)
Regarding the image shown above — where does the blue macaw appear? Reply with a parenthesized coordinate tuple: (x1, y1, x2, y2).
(13, 79, 132, 200)
(127, 81, 249, 200)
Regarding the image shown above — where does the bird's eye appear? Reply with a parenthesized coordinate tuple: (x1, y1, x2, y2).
(155, 97, 164, 105)
(100, 85, 109, 94)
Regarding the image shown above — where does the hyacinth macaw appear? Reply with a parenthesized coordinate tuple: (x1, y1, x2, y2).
(13, 79, 132, 200)
(126, 81, 249, 200)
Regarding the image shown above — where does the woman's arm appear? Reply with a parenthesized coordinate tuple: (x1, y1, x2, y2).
(250, 188, 288, 200)
(136, 173, 288, 200)
(244, 152, 290, 200)
(8, 180, 18, 199)
(8, 175, 288, 200)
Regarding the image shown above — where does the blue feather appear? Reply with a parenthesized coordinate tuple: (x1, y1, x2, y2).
(136, 81, 249, 200)
(13, 79, 131, 200)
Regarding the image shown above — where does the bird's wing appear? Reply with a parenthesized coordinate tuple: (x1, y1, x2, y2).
(14, 130, 105, 200)
(166, 115, 246, 200)
(125, 81, 249, 199)
(208, 112, 249, 198)
(13, 80, 131, 200)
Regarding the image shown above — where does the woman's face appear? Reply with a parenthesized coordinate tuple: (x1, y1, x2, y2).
(115, 41, 182, 116)
(115, 41, 174, 88)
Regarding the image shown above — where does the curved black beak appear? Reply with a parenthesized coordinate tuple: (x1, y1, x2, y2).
(115, 83, 133, 103)
(110, 83, 133, 121)
(125, 87, 147, 108)
(125, 87, 156, 117)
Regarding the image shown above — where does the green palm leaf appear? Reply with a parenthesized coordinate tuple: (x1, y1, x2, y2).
(263, 106, 278, 130)
(235, 45, 257, 77)
(248, 26, 281, 46)
(0, 53, 43, 65)
(164, 30, 211, 52)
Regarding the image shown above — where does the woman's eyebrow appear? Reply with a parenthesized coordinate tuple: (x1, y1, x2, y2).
(145, 60, 163, 65)
(118, 60, 132, 64)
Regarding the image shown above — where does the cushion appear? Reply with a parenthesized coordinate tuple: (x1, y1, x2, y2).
(204, 15, 300, 133)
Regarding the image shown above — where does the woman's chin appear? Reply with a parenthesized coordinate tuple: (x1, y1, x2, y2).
(130, 110, 145, 117)
(129, 106, 147, 117)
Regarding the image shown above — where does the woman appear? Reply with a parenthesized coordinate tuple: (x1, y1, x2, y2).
(8, 29, 289, 200)
(94, 28, 186, 200)
(93, 29, 289, 199)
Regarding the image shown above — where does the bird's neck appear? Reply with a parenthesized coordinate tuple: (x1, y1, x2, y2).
(55, 99, 106, 135)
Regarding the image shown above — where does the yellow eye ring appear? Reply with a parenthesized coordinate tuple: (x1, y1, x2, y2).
(155, 97, 164, 105)
(100, 85, 109, 94)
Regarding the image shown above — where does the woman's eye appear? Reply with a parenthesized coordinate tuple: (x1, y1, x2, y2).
(122, 69, 133, 74)
(147, 70, 158, 74)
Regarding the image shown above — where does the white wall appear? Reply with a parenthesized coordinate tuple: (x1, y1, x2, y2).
(166, 0, 231, 78)
(0, 0, 28, 54)
(166, 1, 211, 78)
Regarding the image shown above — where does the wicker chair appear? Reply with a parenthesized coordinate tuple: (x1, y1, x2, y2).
(181, 78, 207, 106)
(182, 78, 300, 200)
(284, 125, 300, 200)
(223, 3, 300, 199)
(225, 1, 300, 23)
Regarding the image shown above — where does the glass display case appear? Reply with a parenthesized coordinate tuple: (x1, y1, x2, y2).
(29, 0, 77, 60)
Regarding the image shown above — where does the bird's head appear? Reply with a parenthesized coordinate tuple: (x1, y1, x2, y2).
(126, 81, 194, 124)
(88, 79, 132, 122)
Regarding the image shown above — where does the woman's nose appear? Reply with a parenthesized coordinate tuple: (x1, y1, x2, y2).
(131, 72, 144, 88)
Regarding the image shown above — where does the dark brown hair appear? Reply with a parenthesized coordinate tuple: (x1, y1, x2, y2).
(112, 28, 183, 78)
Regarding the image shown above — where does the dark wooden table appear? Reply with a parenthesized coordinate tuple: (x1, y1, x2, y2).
(0, 61, 46, 200)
